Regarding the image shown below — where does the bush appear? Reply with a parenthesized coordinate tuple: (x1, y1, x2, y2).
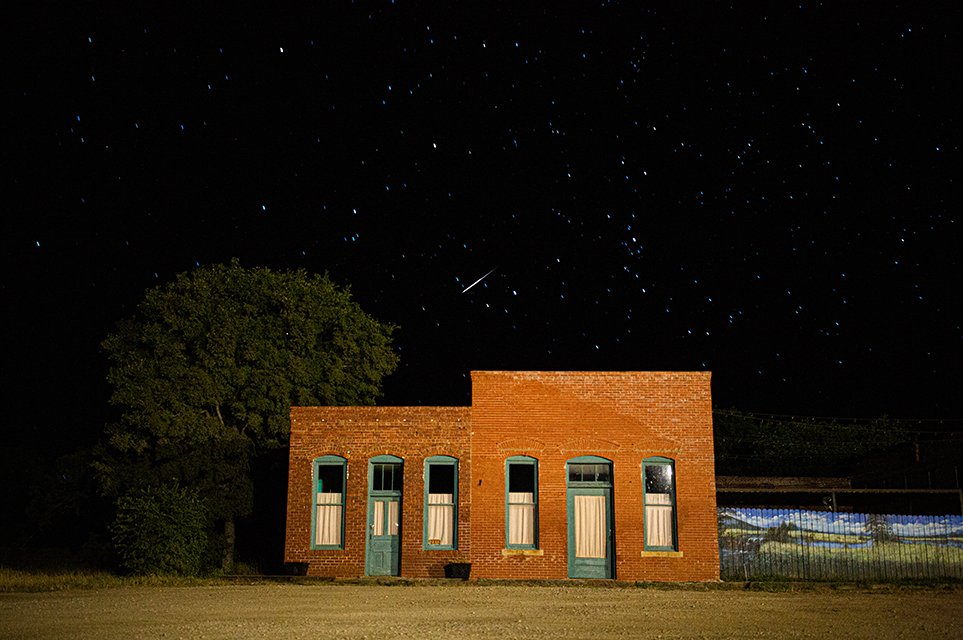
(110, 481, 208, 576)
(764, 522, 796, 544)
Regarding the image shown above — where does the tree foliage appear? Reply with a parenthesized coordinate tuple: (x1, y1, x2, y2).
(714, 409, 911, 476)
(763, 521, 797, 543)
(110, 481, 208, 576)
(867, 513, 897, 543)
(96, 261, 398, 557)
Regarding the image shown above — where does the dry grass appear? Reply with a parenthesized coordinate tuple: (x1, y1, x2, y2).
(0, 568, 230, 592)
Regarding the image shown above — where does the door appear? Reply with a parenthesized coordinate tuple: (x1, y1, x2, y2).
(366, 457, 403, 576)
(567, 488, 613, 578)
(567, 458, 614, 579)
(366, 497, 401, 575)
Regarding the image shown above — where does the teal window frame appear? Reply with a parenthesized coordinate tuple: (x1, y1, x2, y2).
(369, 454, 404, 494)
(423, 455, 458, 550)
(505, 456, 539, 549)
(311, 455, 347, 550)
(642, 456, 678, 551)
(566, 455, 613, 487)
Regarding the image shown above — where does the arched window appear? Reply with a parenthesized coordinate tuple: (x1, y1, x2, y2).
(642, 457, 677, 551)
(567, 455, 612, 485)
(423, 456, 458, 549)
(369, 454, 404, 493)
(505, 456, 538, 549)
(312, 455, 346, 549)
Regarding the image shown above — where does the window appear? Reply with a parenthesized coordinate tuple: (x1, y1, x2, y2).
(643, 457, 677, 551)
(371, 461, 403, 491)
(505, 456, 538, 548)
(312, 455, 346, 549)
(423, 456, 458, 549)
(568, 462, 611, 484)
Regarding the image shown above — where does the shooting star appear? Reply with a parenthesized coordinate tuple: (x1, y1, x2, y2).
(461, 267, 497, 294)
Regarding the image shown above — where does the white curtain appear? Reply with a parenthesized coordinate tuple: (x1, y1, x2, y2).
(387, 500, 400, 536)
(508, 492, 535, 545)
(574, 495, 606, 558)
(373, 500, 400, 537)
(645, 493, 674, 548)
(373, 500, 385, 536)
(427, 493, 453, 545)
(315, 492, 342, 546)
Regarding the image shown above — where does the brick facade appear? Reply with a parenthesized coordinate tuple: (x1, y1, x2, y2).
(285, 406, 471, 578)
(284, 371, 719, 581)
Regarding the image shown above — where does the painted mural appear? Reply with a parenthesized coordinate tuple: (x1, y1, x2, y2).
(719, 508, 963, 580)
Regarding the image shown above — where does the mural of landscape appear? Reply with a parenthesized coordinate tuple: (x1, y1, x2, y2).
(719, 508, 963, 580)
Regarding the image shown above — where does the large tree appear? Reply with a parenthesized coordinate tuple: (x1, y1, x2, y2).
(97, 260, 398, 568)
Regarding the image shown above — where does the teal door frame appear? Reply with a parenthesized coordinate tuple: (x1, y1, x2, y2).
(566, 456, 614, 579)
(365, 455, 403, 576)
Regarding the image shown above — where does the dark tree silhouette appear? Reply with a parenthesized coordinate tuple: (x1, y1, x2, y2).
(97, 260, 398, 568)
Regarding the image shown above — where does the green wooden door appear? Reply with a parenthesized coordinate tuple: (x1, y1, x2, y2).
(366, 496, 401, 575)
(567, 488, 613, 578)
(365, 457, 403, 576)
(566, 458, 614, 579)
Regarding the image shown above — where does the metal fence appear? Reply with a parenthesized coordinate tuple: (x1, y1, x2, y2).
(718, 508, 963, 580)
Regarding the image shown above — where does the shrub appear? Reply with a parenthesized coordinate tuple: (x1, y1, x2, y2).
(110, 481, 208, 576)
(764, 522, 796, 544)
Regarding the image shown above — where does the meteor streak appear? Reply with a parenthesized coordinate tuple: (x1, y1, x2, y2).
(461, 267, 497, 293)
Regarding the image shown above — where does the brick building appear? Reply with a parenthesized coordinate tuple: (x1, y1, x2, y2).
(284, 371, 719, 581)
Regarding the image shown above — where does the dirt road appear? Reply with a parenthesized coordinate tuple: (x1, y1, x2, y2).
(2, 583, 961, 639)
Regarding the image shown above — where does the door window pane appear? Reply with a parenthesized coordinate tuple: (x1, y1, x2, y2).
(387, 500, 400, 536)
(594, 463, 610, 483)
(574, 495, 606, 558)
(373, 463, 402, 491)
(569, 463, 611, 483)
(373, 500, 385, 536)
(373, 500, 401, 537)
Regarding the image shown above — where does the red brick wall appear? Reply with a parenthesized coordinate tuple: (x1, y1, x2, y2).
(284, 371, 719, 582)
(284, 406, 471, 577)
(469, 371, 718, 582)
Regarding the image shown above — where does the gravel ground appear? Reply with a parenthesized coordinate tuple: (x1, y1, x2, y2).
(2, 583, 962, 639)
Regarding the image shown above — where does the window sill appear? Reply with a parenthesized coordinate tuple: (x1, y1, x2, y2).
(502, 548, 544, 556)
(640, 550, 683, 558)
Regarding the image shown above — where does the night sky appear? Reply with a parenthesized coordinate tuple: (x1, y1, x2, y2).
(6, 3, 961, 454)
